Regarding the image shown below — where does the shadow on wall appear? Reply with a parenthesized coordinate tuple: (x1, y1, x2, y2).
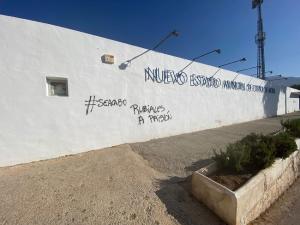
(155, 177, 225, 225)
(262, 84, 285, 117)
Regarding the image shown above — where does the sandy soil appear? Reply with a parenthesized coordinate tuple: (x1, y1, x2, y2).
(2, 113, 300, 225)
(209, 174, 252, 191)
(0, 145, 179, 225)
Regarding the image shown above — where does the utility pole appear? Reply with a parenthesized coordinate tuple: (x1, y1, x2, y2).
(252, 0, 266, 80)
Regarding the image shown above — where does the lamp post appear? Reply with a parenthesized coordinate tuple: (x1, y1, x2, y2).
(210, 57, 247, 78)
(119, 30, 179, 69)
(178, 49, 221, 74)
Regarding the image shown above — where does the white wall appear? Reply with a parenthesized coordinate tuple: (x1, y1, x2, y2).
(0, 15, 298, 166)
(286, 87, 300, 113)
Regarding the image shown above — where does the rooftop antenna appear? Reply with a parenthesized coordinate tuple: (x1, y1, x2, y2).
(252, 0, 266, 80)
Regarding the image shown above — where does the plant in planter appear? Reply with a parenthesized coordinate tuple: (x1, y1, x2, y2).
(273, 132, 297, 159)
(213, 142, 251, 174)
(241, 134, 276, 172)
(213, 132, 297, 178)
(192, 131, 300, 225)
(213, 133, 278, 176)
(281, 118, 300, 138)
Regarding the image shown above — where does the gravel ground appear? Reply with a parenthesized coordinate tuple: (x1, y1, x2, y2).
(130, 111, 300, 225)
(0, 145, 179, 225)
(1, 112, 300, 225)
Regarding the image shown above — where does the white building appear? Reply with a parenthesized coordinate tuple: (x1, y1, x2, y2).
(0, 15, 299, 167)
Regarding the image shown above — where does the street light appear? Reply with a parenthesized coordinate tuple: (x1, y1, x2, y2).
(265, 74, 282, 80)
(251, 70, 272, 77)
(259, 77, 287, 86)
(210, 57, 247, 78)
(119, 30, 179, 69)
(236, 66, 259, 73)
(233, 65, 258, 81)
(218, 57, 247, 68)
(178, 49, 221, 74)
(268, 77, 287, 82)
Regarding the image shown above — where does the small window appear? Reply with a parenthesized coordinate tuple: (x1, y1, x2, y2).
(46, 77, 68, 96)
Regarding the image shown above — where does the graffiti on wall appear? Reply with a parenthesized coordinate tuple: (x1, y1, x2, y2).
(130, 104, 172, 125)
(84, 96, 173, 125)
(85, 96, 127, 115)
(144, 67, 276, 94)
(84, 67, 276, 125)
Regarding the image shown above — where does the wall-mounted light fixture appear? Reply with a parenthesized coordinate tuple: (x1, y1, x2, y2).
(178, 49, 221, 74)
(251, 70, 272, 77)
(119, 30, 179, 70)
(268, 77, 287, 82)
(259, 76, 287, 86)
(248, 70, 272, 85)
(210, 57, 247, 78)
(233, 65, 258, 81)
(236, 66, 259, 73)
(265, 74, 282, 80)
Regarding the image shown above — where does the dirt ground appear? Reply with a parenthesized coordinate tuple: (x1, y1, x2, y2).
(0, 145, 180, 225)
(2, 112, 300, 225)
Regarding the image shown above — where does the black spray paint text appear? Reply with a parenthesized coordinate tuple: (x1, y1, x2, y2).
(85, 96, 127, 115)
(130, 104, 165, 115)
(145, 67, 276, 94)
(130, 104, 172, 125)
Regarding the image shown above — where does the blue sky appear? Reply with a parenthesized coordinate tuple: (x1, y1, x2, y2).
(0, 0, 299, 77)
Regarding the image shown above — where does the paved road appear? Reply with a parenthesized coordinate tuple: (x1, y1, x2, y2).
(131, 112, 300, 177)
(131, 112, 300, 225)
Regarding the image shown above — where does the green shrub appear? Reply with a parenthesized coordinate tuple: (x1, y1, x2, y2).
(213, 142, 251, 173)
(240, 134, 276, 172)
(249, 135, 276, 171)
(273, 132, 297, 159)
(213, 131, 298, 174)
(214, 133, 276, 174)
(281, 119, 300, 138)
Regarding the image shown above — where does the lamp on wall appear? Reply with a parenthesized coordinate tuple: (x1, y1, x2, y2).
(233, 65, 258, 81)
(119, 30, 179, 70)
(236, 66, 259, 73)
(178, 49, 221, 74)
(265, 74, 282, 80)
(258, 76, 287, 86)
(251, 70, 272, 77)
(210, 57, 247, 78)
(268, 77, 287, 82)
(247, 70, 272, 85)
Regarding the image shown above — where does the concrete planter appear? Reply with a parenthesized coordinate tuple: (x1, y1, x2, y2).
(192, 139, 300, 225)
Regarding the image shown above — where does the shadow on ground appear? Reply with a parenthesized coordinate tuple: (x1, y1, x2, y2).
(185, 159, 214, 174)
(155, 174, 226, 225)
